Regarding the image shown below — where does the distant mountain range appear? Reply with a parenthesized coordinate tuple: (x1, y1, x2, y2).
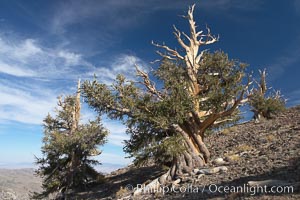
(0, 162, 126, 173)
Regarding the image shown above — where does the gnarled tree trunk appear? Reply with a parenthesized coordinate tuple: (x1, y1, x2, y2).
(168, 132, 208, 179)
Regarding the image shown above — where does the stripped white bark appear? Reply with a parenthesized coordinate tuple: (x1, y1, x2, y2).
(152, 4, 218, 91)
(197, 166, 228, 175)
(71, 79, 81, 134)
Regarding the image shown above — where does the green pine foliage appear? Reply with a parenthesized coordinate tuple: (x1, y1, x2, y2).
(249, 70, 286, 120)
(197, 51, 248, 118)
(33, 95, 107, 199)
(83, 51, 248, 167)
(249, 90, 285, 119)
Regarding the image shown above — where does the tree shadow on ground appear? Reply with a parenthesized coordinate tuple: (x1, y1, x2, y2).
(73, 165, 165, 199)
(182, 156, 300, 200)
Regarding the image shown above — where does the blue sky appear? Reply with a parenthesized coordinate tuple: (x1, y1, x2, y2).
(0, 0, 300, 170)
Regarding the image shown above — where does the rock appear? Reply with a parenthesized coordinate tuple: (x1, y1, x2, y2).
(224, 154, 240, 162)
(198, 166, 228, 175)
(193, 168, 200, 174)
(213, 157, 227, 165)
(197, 174, 205, 179)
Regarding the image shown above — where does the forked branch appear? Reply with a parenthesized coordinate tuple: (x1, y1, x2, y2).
(135, 64, 164, 100)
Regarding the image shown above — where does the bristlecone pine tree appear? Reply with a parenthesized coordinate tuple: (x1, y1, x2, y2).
(34, 80, 108, 199)
(83, 5, 251, 184)
(249, 69, 285, 121)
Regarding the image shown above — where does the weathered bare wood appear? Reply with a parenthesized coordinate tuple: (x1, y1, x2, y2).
(153, 4, 218, 96)
(135, 64, 164, 100)
(196, 166, 228, 175)
(71, 79, 81, 134)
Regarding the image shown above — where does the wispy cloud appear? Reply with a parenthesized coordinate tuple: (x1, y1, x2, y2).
(0, 35, 91, 80)
(287, 89, 300, 106)
(50, 0, 263, 35)
(0, 61, 36, 77)
(0, 33, 147, 125)
(295, 0, 300, 15)
(102, 120, 128, 147)
(0, 81, 57, 124)
(200, 0, 263, 12)
(0, 34, 91, 124)
(80, 109, 129, 147)
(50, 0, 156, 34)
(0, 33, 147, 81)
(266, 36, 300, 81)
(0, 38, 39, 77)
(50, 0, 146, 34)
(58, 50, 82, 66)
(90, 54, 149, 84)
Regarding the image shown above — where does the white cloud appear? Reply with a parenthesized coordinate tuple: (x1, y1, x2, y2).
(0, 38, 40, 77)
(0, 35, 84, 124)
(0, 61, 36, 77)
(91, 54, 149, 84)
(0, 82, 57, 124)
(14, 39, 42, 59)
(102, 120, 129, 147)
(58, 50, 82, 66)
(0, 35, 91, 79)
(0, 38, 42, 63)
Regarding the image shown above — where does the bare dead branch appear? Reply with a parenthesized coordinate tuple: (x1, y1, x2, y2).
(173, 25, 189, 51)
(259, 69, 267, 94)
(135, 64, 164, 100)
(106, 104, 131, 116)
(198, 25, 219, 45)
(152, 41, 184, 60)
(213, 118, 234, 125)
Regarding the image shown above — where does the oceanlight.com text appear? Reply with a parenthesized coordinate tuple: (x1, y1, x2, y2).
(127, 183, 294, 196)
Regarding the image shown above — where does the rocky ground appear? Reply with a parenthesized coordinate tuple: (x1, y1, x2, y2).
(83, 106, 300, 200)
(0, 106, 299, 200)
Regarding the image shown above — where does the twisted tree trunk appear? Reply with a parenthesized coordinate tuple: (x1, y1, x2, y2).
(160, 122, 209, 182)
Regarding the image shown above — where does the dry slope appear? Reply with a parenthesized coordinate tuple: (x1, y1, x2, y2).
(97, 106, 300, 200)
